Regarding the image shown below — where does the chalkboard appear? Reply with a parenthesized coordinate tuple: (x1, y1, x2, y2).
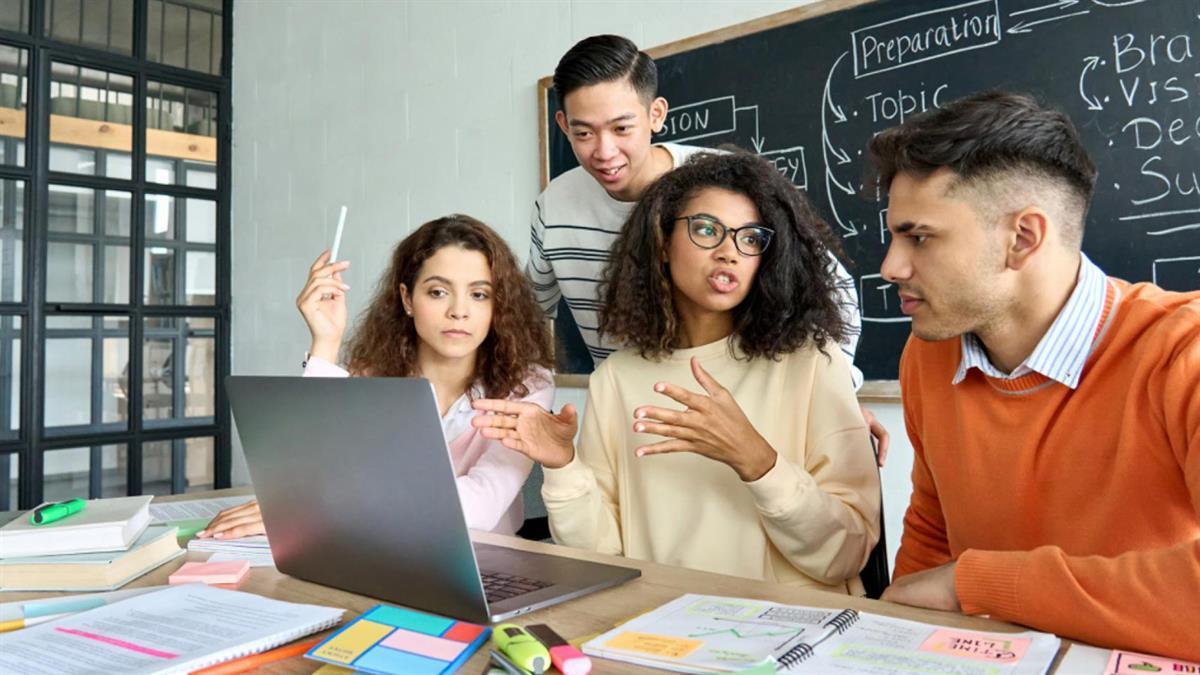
(539, 0, 1200, 381)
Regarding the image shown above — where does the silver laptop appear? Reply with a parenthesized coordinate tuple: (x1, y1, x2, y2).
(226, 375, 639, 624)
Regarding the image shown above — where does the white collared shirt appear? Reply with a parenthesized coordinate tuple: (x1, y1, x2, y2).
(954, 253, 1109, 389)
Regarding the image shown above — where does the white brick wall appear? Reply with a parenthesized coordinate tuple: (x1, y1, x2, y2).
(231, 0, 913, 569)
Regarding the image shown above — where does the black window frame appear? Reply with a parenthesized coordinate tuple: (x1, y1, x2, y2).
(0, 0, 231, 510)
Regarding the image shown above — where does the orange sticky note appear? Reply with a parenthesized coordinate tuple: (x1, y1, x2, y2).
(604, 631, 704, 659)
(169, 560, 251, 585)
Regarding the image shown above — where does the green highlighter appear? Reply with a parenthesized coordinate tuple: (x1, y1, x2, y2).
(30, 498, 86, 525)
(493, 623, 551, 674)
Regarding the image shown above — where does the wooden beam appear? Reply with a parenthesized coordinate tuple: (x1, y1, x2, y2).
(0, 106, 217, 163)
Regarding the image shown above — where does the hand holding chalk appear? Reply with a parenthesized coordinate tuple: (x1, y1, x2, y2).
(297, 250, 349, 363)
(297, 208, 351, 362)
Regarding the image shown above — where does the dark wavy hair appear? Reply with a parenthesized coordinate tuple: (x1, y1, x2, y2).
(344, 215, 553, 399)
(599, 150, 850, 361)
(553, 34, 657, 107)
(866, 90, 1097, 247)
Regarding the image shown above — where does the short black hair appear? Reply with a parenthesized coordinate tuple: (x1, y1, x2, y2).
(599, 149, 849, 361)
(867, 90, 1097, 246)
(553, 35, 657, 109)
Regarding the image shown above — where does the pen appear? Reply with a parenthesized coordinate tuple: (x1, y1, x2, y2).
(191, 637, 322, 674)
(0, 613, 69, 633)
(30, 498, 86, 525)
(489, 648, 528, 675)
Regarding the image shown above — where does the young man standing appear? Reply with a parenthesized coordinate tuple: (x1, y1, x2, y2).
(528, 35, 888, 456)
(872, 91, 1199, 659)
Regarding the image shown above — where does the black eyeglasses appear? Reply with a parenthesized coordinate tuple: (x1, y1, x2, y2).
(675, 215, 774, 256)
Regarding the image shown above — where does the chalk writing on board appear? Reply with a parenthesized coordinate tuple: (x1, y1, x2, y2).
(653, 95, 810, 189)
(851, 0, 1002, 78)
(1078, 26, 1198, 234)
(859, 273, 910, 324)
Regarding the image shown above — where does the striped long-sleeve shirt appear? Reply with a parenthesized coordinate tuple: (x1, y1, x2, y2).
(528, 143, 864, 388)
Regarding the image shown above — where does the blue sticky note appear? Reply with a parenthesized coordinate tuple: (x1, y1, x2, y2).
(354, 645, 447, 674)
(363, 605, 454, 636)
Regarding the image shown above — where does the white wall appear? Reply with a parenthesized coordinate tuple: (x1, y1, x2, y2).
(231, 0, 914, 570)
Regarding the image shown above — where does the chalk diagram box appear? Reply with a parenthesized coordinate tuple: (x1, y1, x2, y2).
(859, 273, 911, 323)
(1152, 256, 1200, 293)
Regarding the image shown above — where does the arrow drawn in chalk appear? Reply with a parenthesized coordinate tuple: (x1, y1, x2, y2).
(820, 51, 858, 237)
(1007, 9, 1090, 33)
(1079, 56, 1103, 110)
(1010, 0, 1080, 17)
(823, 52, 848, 123)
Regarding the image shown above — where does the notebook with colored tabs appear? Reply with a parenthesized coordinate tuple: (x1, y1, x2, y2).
(583, 593, 1061, 674)
(306, 604, 490, 675)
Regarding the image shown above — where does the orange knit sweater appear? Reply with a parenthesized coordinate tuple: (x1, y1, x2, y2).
(895, 280, 1200, 659)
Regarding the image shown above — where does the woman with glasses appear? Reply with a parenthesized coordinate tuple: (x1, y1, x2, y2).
(474, 151, 881, 594)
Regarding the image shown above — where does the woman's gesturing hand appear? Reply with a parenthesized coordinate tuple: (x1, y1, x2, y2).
(632, 356, 777, 482)
(471, 399, 579, 469)
(297, 250, 350, 362)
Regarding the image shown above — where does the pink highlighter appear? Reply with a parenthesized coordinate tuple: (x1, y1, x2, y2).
(526, 624, 592, 675)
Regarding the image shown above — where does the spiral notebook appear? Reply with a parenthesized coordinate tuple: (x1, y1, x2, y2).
(0, 584, 344, 675)
(583, 593, 1060, 674)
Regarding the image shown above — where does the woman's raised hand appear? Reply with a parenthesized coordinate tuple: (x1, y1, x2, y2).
(297, 250, 350, 362)
(470, 400, 579, 469)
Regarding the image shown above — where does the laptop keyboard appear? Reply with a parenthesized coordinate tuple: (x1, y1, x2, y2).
(481, 571, 552, 602)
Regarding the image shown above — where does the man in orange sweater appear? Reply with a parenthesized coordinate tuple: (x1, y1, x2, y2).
(870, 90, 1199, 659)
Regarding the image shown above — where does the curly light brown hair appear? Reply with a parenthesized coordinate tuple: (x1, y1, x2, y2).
(599, 150, 850, 361)
(344, 215, 553, 399)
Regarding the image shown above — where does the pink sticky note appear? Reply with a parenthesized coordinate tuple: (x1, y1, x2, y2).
(380, 628, 468, 661)
(169, 560, 251, 585)
(918, 629, 1031, 663)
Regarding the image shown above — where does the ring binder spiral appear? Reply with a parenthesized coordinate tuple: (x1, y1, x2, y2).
(776, 609, 860, 668)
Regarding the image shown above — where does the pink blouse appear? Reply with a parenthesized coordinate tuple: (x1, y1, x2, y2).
(303, 357, 554, 535)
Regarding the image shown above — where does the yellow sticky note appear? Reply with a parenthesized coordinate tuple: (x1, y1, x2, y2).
(311, 619, 393, 664)
(605, 631, 704, 659)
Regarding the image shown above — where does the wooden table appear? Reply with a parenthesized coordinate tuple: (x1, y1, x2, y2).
(5, 488, 1072, 673)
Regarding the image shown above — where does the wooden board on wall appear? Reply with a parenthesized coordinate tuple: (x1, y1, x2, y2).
(537, 0, 1200, 395)
(0, 107, 217, 162)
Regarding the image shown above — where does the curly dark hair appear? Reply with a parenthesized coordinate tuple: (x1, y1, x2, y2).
(599, 150, 850, 361)
(344, 215, 553, 399)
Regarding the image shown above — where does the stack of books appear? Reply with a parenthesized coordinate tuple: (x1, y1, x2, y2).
(0, 496, 184, 591)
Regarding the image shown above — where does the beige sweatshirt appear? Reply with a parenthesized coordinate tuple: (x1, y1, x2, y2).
(542, 337, 881, 594)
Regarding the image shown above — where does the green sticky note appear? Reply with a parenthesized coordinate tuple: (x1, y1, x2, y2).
(170, 518, 212, 539)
